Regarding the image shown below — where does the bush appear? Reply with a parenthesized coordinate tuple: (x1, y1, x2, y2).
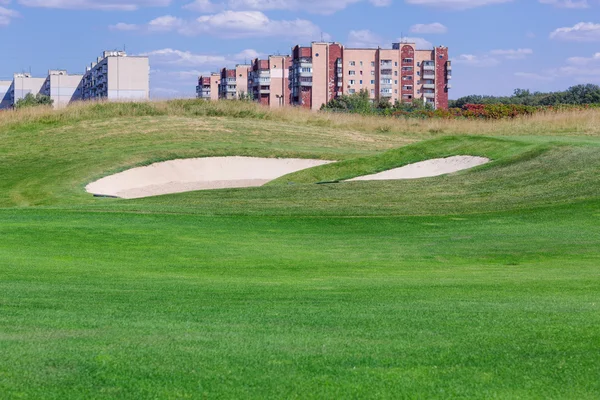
(15, 93, 54, 109)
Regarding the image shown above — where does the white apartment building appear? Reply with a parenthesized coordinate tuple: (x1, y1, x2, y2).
(81, 51, 149, 101)
(9, 73, 46, 106)
(41, 70, 84, 109)
(0, 80, 12, 109)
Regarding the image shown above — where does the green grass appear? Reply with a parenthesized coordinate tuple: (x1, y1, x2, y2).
(1, 101, 600, 398)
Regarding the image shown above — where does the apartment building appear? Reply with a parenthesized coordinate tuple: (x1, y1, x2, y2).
(9, 73, 46, 106)
(197, 40, 451, 110)
(248, 55, 291, 108)
(196, 73, 220, 101)
(41, 70, 84, 109)
(290, 42, 450, 110)
(81, 51, 149, 101)
(0, 80, 12, 109)
(219, 65, 250, 100)
(289, 43, 344, 111)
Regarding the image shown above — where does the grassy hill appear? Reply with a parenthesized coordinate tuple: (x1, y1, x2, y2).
(1, 101, 599, 398)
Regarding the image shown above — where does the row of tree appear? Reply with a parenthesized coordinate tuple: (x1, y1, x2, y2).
(449, 84, 600, 108)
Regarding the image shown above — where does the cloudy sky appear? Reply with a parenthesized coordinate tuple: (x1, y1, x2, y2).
(1, 0, 599, 99)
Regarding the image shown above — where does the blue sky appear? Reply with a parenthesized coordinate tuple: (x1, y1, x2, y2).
(1, 0, 599, 99)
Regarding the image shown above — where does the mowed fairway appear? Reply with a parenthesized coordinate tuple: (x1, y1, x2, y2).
(1, 101, 600, 398)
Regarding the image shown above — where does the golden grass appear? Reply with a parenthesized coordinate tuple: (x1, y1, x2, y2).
(1, 99, 600, 138)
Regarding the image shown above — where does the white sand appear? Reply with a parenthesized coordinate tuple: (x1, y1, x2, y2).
(86, 157, 333, 199)
(349, 156, 489, 181)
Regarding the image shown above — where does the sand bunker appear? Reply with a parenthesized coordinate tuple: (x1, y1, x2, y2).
(349, 156, 489, 181)
(86, 157, 333, 199)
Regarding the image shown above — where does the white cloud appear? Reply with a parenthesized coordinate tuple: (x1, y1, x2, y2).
(515, 52, 600, 82)
(0, 6, 19, 26)
(489, 48, 533, 59)
(410, 22, 448, 34)
(453, 54, 499, 67)
(148, 15, 184, 31)
(109, 22, 138, 31)
(514, 72, 555, 81)
(141, 47, 260, 67)
(182, 0, 391, 14)
(128, 11, 327, 40)
(347, 29, 384, 47)
(347, 29, 433, 49)
(539, 0, 589, 8)
(550, 22, 600, 41)
(566, 52, 600, 65)
(398, 36, 434, 49)
(17, 0, 171, 10)
(183, 0, 221, 12)
(405, 0, 514, 10)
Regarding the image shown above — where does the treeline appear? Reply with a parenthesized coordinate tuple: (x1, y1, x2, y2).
(450, 84, 600, 108)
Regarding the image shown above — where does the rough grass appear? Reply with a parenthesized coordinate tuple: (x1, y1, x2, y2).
(1, 100, 600, 398)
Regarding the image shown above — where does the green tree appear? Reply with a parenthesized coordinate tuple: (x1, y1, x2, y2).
(15, 93, 54, 109)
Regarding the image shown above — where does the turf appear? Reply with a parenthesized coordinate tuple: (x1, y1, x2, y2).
(1, 101, 600, 398)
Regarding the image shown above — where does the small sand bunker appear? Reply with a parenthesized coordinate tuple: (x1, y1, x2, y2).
(349, 156, 489, 181)
(87, 157, 333, 199)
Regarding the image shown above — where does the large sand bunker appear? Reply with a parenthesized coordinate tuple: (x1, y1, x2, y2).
(86, 157, 333, 199)
(349, 156, 490, 181)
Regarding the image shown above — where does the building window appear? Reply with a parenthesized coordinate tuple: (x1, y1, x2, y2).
(349, 79, 356, 85)
(395, 80, 398, 84)
(395, 62, 398, 66)
(394, 71, 398, 76)
(395, 89, 398, 94)
(371, 61, 375, 67)
(360, 71, 363, 75)
(349, 70, 356, 75)
(360, 61, 363, 66)
(371, 71, 375, 76)
(349, 61, 356, 66)
(359, 80, 363, 85)
(417, 62, 421, 67)
(370, 80, 375, 84)
(371, 89, 375, 94)
(349, 89, 356, 94)
(417, 72, 420, 76)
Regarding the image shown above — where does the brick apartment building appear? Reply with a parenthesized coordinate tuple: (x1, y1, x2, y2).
(196, 73, 220, 101)
(218, 65, 251, 100)
(249, 55, 291, 107)
(197, 41, 451, 110)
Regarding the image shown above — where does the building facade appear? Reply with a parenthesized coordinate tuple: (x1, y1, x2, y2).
(0, 80, 12, 109)
(9, 73, 46, 106)
(196, 73, 220, 101)
(248, 56, 291, 108)
(41, 70, 84, 109)
(219, 65, 251, 100)
(81, 51, 149, 101)
(199, 40, 451, 110)
(289, 42, 450, 110)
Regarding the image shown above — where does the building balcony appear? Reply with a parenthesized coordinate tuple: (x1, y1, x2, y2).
(297, 71, 312, 78)
(423, 65, 435, 71)
(446, 62, 452, 71)
(447, 83, 452, 89)
(258, 88, 271, 94)
(422, 83, 435, 90)
(380, 61, 393, 67)
(447, 74, 452, 80)
(380, 69, 393, 75)
(423, 92, 435, 99)
(300, 81, 313, 87)
(380, 84, 393, 89)
(423, 74, 435, 80)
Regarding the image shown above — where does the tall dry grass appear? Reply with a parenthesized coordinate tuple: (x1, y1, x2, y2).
(1, 98, 599, 137)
